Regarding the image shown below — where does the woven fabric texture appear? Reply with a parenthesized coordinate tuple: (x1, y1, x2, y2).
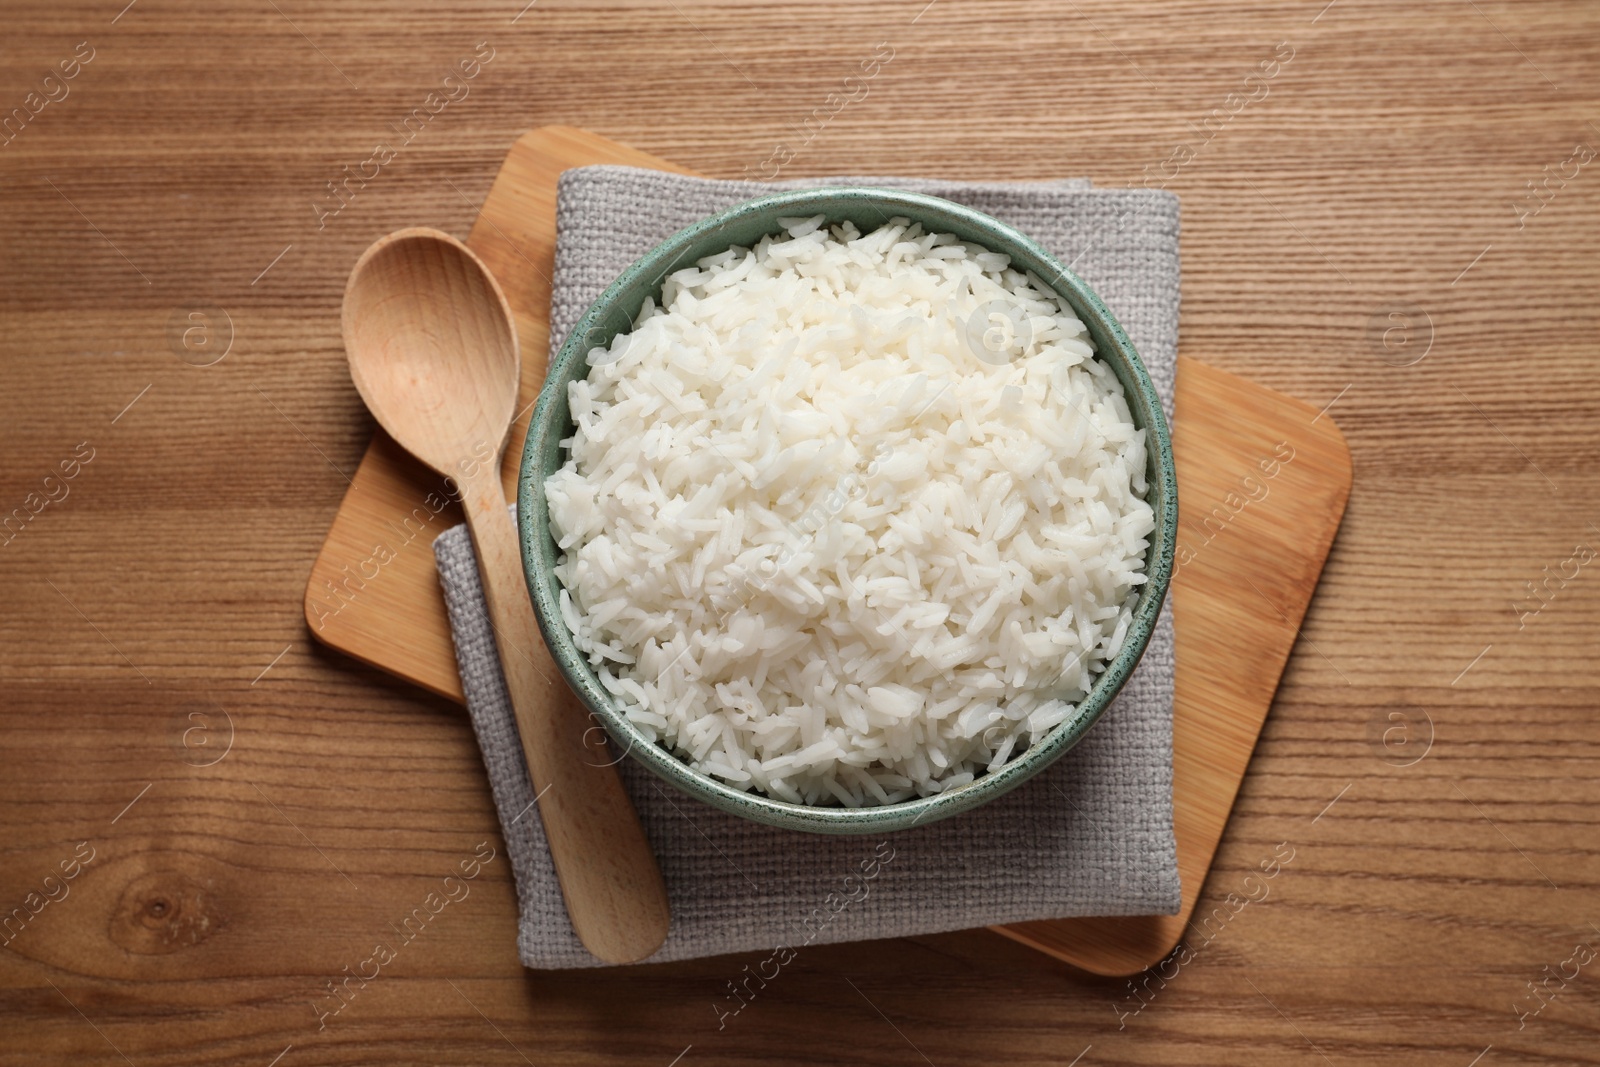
(433, 166, 1181, 968)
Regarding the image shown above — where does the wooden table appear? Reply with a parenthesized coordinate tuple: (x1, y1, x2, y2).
(2, 1, 1597, 1063)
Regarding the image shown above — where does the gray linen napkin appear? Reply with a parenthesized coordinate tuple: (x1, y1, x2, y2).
(434, 166, 1181, 969)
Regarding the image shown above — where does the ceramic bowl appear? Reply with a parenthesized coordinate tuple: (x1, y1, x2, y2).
(519, 187, 1176, 834)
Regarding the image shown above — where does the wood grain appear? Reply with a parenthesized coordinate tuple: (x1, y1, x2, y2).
(304, 124, 1352, 976)
(3, 0, 1599, 1063)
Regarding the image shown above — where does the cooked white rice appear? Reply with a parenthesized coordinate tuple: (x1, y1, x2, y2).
(545, 214, 1154, 806)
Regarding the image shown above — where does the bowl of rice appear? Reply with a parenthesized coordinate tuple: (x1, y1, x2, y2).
(519, 187, 1176, 834)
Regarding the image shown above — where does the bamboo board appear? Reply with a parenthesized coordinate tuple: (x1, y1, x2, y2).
(304, 126, 1352, 977)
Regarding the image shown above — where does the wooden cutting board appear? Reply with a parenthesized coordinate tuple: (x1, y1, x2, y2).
(304, 126, 1351, 977)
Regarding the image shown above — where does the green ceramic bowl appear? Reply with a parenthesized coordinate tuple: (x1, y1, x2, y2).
(519, 187, 1176, 835)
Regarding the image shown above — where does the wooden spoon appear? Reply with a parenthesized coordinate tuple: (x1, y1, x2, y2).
(342, 227, 669, 964)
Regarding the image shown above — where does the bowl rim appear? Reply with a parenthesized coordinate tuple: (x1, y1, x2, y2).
(518, 186, 1177, 834)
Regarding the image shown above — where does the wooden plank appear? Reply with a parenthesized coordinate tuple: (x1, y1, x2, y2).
(6, 3, 1599, 1061)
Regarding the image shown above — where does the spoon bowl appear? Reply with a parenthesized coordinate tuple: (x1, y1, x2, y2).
(343, 229, 519, 478)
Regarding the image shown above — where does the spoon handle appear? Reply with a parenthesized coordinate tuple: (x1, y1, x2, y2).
(459, 468, 670, 964)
